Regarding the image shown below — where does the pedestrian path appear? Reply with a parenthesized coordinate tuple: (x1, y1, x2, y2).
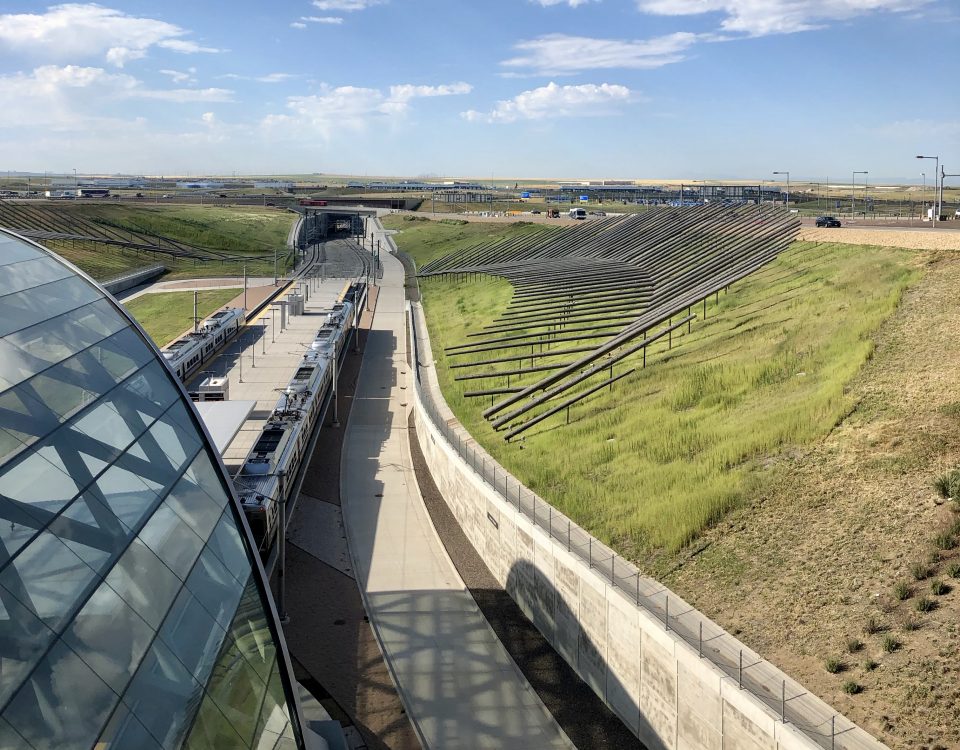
(338, 222, 574, 749)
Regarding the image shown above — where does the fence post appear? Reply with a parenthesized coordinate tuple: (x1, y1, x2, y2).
(610, 555, 615, 584)
(589, 538, 592, 568)
(665, 597, 670, 631)
(636, 574, 640, 605)
(699, 622, 703, 658)
(738, 650, 743, 689)
(831, 716, 836, 750)
(567, 519, 571, 552)
(781, 680, 786, 723)
(548, 506, 552, 536)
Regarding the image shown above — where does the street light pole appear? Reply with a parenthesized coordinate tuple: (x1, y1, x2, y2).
(852, 171, 867, 218)
(773, 171, 790, 210)
(921, 172, 926, 221)
(917, 155, 939, 224)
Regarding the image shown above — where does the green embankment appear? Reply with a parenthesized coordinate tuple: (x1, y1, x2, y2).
(124, 288, 241, 347)
(42, 204, 295, 281)
(390, 218, 918, 558)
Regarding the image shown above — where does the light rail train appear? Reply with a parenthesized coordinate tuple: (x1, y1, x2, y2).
(161, 307, 246, 381)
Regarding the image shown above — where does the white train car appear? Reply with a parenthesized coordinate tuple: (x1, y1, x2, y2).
(161, 307, 245, 381)
(235, 300, 354, 547)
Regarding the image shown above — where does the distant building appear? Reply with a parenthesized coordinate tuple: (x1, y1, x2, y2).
(253, 181, 294, 190)
(176, 181, 226, 189)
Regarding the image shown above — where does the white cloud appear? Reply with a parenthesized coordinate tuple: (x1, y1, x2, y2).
(263, 81, 472, 138)
(220, 72, 298, 83)
(0, 65, 233, 128)
(311, 0, 386, 10)
(502, 32, 699, 75)
(160, 68, 197, 84)
(533, 0, 598, 6)
(462, 82, 633, 123)
(299, 15, 345, 24)
(290, 21, 307, 28)
(0, 4, 221, 67)
(635, 0, 926, 36)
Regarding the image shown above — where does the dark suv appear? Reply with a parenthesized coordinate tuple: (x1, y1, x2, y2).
(815, 216, 841, 227)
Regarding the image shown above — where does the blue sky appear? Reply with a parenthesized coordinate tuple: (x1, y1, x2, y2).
(0, 1, 956, 181)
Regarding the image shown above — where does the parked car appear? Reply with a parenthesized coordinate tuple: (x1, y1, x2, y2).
(816, 216, 841, 227)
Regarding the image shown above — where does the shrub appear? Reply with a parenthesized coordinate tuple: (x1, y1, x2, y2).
(863, 659, 879, 672)
(842, 680, 863, 695)
(882, 635, 901, 653)
(893, 581, 912, 600)
(863, 616, 883, 635)
(934, 468, 960, 499)
(934, 532, 957, 551)
(824, 658, 845, 674)
(910, 561, 932, 581)
(902, 617, 921, 632)
(845, 637, 864, 654)
(915, 596, 936, 612)
(930, 579, 949, 596)
(947, 561, 960, 578)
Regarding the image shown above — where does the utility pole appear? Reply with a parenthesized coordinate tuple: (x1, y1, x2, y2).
(274, 246, 278, 286)
(243, 264, 247, 310)
(917, 155, 939, 224)
(193, 290, 199, 332)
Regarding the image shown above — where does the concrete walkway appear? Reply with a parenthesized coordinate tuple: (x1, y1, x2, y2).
(339, 223, 574, 749)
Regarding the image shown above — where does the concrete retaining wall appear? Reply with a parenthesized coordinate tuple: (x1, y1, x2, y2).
(103, 263, 165, 294)
(405, 292, 886, 750)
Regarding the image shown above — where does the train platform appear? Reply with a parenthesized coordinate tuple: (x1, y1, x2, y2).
(337, 221, 574, 749)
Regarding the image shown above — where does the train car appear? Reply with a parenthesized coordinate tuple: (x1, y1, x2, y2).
(299, 199, 328, 206)
(235, 301, 352, 548)
(161, 307, 245, 382)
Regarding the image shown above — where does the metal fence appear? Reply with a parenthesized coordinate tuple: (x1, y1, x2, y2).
(408, 302, 878, 750)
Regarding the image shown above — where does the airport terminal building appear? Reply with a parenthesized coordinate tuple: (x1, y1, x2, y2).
(0, 229, 305, 748)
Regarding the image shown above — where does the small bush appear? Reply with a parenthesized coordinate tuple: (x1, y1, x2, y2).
(930, 579, 949, 596)
(882, 635, 901, 653)
(845, 637, 864, 654)
(902, 617, 921, 632)
(863, 659, 879, 672)
(863, 616, 883, 635)
(934, 468, 960, 498)
(910, 561, 932, 581)
(824, 657, 845, 674)
(934, 532, 957, 551)
(947, 561, 960, 578)
(915, 596, 936, 612)
(842, 680, 863, 695)
(893, 581, 912, 600)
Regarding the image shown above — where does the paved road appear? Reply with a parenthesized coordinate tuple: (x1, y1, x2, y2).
(338, 223, 574, 749)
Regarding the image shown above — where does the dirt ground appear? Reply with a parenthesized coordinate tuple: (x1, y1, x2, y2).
(799, 226, 960, 252)
(665, 246, 960, 748)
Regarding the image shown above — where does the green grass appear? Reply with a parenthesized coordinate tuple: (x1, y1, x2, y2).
(396, 220, 918, 556)
(40, 204, 297, 281)
(123, 289, 241, 347)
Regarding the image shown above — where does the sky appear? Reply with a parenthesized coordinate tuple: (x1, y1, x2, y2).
(0, 0, 957, 181)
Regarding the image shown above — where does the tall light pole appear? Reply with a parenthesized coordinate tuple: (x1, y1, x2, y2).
(917, 155, 939, 224)
(921, 172, 926, 221)
(772, 171, 790, 209)
(852, 171, 867, 218)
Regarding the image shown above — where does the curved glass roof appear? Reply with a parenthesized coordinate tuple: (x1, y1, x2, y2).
(0, 230, 303, 749)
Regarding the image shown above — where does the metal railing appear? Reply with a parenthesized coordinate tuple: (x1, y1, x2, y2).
(408, 301, 881, 750)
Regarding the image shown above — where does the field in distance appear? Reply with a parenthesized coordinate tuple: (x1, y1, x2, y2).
(123, 288, 241, 347)
(387, 214, 960, 747)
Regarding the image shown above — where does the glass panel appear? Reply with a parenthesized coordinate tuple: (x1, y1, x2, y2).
(23, 359, 110, 425)
(104, 538, 181, 630)
(0, 716, 33, 750)
(144, 401, 203, 474)
(3, 640, 117, 750)
(204, 635, 267, 746)
(120, 360, 179, 412)
(122, 639, 203, 750)
(116, 431, 197, 502)
(185, 547, 244, 631)
(71, 399, 142, 454)
(229, 578, 275, 684)
(137, 504, 204, 581)
(0, 532, 98, 631)
(48, 492, 132, 574)
(183, 694, 246, 750)
(0, 448, 82, 515)
(95, 703, 163, 750)
(0, 236, 43, 267)
(90, 328, 153, 382)
(89, 462, 160, 531)
(62, 581, 154, 694)
(182, 449, 230, 505)
(0, 257, 72, 298)
(0, 276, 100, 338)
(165, 471, 226, 545)
(0, 386, 61, 450)
(159, 587, 227, 685)
(255, 660, 296, 746)
(0, 589, 58, 707)
(207, 511, 253, 583)
(0, 497, 42, 566)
